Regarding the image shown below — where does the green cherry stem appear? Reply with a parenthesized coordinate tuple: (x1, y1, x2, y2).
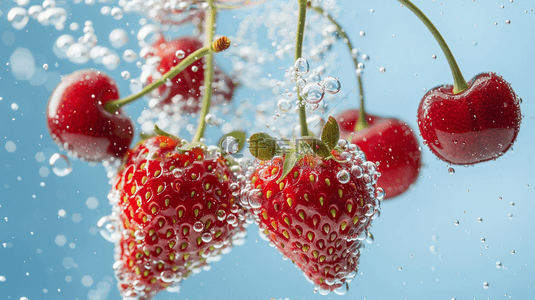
(191, 0, 218, 143)
(398, 0, 469, 94)
(307, 2, 368, 131)
(296, 0, 309, 137)
(104, 35, 229, 115)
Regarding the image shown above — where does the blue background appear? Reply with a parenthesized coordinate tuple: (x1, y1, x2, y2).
(1, 0, 534, 299)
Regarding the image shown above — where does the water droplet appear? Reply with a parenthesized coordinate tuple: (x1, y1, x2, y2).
(511, 249, 516, 254)
(448, 167, 455, 174)
(175, 50, 186, 59)
(351, 165, 363, 178)
(121, 71, 131, 80)
(294, 57, 309, 76)
(432, 55, 437, 59)
(97, 215, 120, 243)
(296, 78, 307, 89)
(454, 220, 460, 225)
(477, 217, 483, 222)
(321, 76, 341, 94)
(226, 214, 237, 224)
(507, 213, 513, 219)
(481, 237, 486, 243)
(379, 67, 386, 73)
(193, 221, 204, 232)
(365, 232, 374, 244)
(191, 66, 199, 72)
(496, 261, 502, 268)
(217, 209, 227, 221)
(505, 19, 511, 25)
(359, 31, 365, 37)
(483, 282, 489, 289)
(301, 83, 324, 104)
(248, 189, 262, 209)
(510, 202, 515, 207)
(49, 153, 72, 177)
(336, 170, 350, 184)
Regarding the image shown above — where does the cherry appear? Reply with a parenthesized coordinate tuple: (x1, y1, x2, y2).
(46, 70, 134, 162)
(338, 110, 421, 199)
(399, 0, 522, 165)
(143, 36, 235, 114)
(418, 72, 521, 165)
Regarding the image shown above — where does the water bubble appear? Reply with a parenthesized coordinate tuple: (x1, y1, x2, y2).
(160, 270, 174, 283)
(321, 76, 341, 94)
(66, 43, 90, 64)
(505, 20, 511, 25)
(121, 71, 131, 80)
(301, 83, 324, 104)
(43, 64, 49, 70)
(111, 7, 123, 20)
(201, 232, 213, 242)
(248, 189, 262, 209)
(191, 66, 199, 72)
(376, 187, 385, 201)
(49, 153, 72, 177)
(448, 167, 455, 174)
(333, 282, 349, 295)
(511, 249, 516, 254)
(175, 50, 186, 59)
(477, 217, 483, 222)
(481, 237, 486, 243)
(507, 213, 513, 219)
(496, 261, 502, 268)
(137, 24, 162, 48)
(359, 31, 365, 37)
(432, 55, 437, 59)
(97, 215, 120, 243)
(28, 5, 44, 19)
(103, 53, 121, 71)
(366, 232, 374, 244)
(379, 67, 386, 73)
(193, 221, 204, 232)
(217, 210, 227, 221)
(7, 7, 30, 30)
(221, 136, 239, 155)
(351, 165, 363, 178)
(510, 202, 515, 207)
(294, 57, 309, 76)
(109, 28, 129, 48)
(336, 170, 350, 184)
(483, 282, 489, 289)
(277, 99, 292, 112)
(122, 49, 137, 63)
(454, 220, 460, 225)
(226, 214, 237, 224)
(296, 78, 307, 89)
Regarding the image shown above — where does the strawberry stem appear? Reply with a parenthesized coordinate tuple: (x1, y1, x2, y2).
(296, 0, 310, 137)
(398, 0, 469, 94)
(191, 0, 218, 143)
(307, 2, 368, 131)
(105, 36, 230, 114)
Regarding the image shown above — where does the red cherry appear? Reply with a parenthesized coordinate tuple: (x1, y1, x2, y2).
(143, 36, 235, 113)
(337, 110, 421, 199)
(417, 72, 521, 165)
(46, 70, 134, 162)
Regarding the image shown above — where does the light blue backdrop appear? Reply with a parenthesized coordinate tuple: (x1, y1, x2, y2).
(0, 0, 534, 299)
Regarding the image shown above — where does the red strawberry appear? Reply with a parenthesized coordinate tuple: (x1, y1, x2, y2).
(46, 69, 134, 162)
(109, 135, 246, 299)
(337, 110, 421, 199)
(245, 125, 380, 294)
(142, 36, 236, 114)
(417, 72, 521, 165)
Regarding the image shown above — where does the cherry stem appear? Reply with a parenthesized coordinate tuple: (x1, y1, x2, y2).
(398, 0, 469, 94)
(307, 2, 368, 131)
(296, 0, 309, 137)
(104, 36, 230, 114)
(191, 0, 218, 143)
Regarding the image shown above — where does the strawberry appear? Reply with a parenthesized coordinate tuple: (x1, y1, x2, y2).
(244, 118, 380, 294)
(109, 135, 247, 299)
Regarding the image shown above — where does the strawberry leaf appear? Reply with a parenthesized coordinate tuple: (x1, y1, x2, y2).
(299, 136, 331, 158)
(248, 132, 280, 160)
(276, 150, 303, 184)
(321, 116, 340, 151)
(181, 141, 206, 151)
(218, 131, 246, 154)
